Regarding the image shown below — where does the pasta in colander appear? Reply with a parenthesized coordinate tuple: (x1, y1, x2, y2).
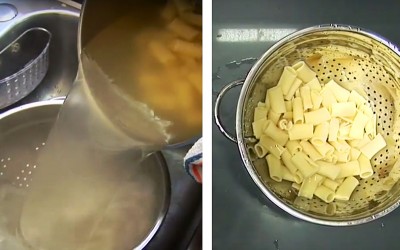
(251, 61, 388, 203)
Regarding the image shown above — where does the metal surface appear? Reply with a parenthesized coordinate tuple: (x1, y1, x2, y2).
(0, 100, 171, 249)
(213, 0, 400, 248)
(222, 25, 400, 225)
(0, 0, 79, 113)
(0, 27, 51, 109)
(0, 3, 17, 22)
(214, 79, 244, 143)
(0, 0, 201, 249)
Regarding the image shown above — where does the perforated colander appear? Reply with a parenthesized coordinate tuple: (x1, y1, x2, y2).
(215, 24, 400, 225)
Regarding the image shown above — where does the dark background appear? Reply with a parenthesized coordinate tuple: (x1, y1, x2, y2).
(212, 0, 400, 249)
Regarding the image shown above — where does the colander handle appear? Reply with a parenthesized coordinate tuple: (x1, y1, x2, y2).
(214, 79, 244, 143)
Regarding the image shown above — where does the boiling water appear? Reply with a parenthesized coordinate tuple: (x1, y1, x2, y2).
(10, 2, 201, 249)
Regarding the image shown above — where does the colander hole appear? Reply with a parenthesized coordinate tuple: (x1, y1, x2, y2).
(0, 173, 3, 176)
(26, 184, 29, 188)
(3, 165, 6, 168)
(28, 171, 31, 175)
(23, 177, 26, 181)
(7, 158, 10, 161)
(16, 176, 20, 180)
(33, 165, 37, 169)
(21, 170, 24, 173)
(26, 164, 29, 167)
(0, 159, 3, 162)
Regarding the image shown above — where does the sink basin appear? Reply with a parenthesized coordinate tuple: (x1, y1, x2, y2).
(0, 0, 79, 112)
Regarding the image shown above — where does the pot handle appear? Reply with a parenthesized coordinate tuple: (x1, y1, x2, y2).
(214, 79, 245, 143)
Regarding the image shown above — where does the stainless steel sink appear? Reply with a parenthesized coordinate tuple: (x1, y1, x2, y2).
(0, 0, 202, 249)
(0, 0, 79, 112)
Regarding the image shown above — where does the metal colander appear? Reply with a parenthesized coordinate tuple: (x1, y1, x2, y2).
(215, 24, 400, 225)
(0, 100, 170, 249)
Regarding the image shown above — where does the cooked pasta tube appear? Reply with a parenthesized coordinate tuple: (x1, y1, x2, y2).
(322, 178, 340, 191)
(285, 78, 302, 101)
(285, 100, 293, 112)
(315, 185, 335, 203)
(282, 167, 297, 182)
(337, 160, 360, 178)
(298, 174, 324, 199)
(292, 97, 304, 124)
(263, 122, 289, 146)
(328, 118, 340, 142)
(161, 1, 177, 21)
(305, 77, 322, 91)
(292, 182, 301, 190)
(252, 118, 267, 139)
(259, 135, 285, 159)
(360, 133, 387, 159)
(278, 66, 297, 95)
(180, 12, 202, 27)
(288, 124, 314, 140)
(268, 86, 287, 114)
(300, 86, 313, 110)
(338, 122, 351, 140)
(267, 110, 281, 124)
(253, 106, 268, 121)
(310, 90, 323, 110)
(285, 140, 302, 155)
(331, 102, 357, 118)
(358, 153, 374, 179)
(170, 39, 202, 58)
(300, 140, 323, 161)
(291, 152, 319, 178)
(148, 40, 177, 65)
(293, 61, 316, 82)
(278, 119, 289, 130)
(311, 122, 329, 146)
(326, 79, 350, 102)
(349, 111, 369, 140)
(254, 143, 268, 158)
(316, 161, 341, 180)
(312, 142, 334, 157)
(365, 113, 377, 139)
(335, 176, 359, 201)
(304, 107, 331, 125)
(266, 154, 283, 182)
(167, 17, 199, 41)
(329, 140, 351, 153)
(334, 150, 350, 163)
(348, 135, 371, 149)
(282, 112, 293, 120)
(350, 147, 361, 161)
(348, 90, 367, 107)
(281, 150, 297, 173)
(320, 87, 337, 110)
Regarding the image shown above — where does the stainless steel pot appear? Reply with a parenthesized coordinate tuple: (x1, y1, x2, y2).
(77, 0, 202, 147)
(0, 99, 171, 249)
(215, 24, 400, 226)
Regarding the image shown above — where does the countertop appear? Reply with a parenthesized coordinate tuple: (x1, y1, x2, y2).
(212, 0, 400, 249)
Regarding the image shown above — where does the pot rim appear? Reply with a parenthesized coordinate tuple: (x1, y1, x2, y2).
(235, 24, 400, 226)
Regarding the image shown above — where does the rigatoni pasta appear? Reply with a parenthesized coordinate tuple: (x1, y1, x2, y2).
(251, 60, 388, 206)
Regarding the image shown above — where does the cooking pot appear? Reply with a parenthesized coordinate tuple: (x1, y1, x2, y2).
(78, 0, 202, 148)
